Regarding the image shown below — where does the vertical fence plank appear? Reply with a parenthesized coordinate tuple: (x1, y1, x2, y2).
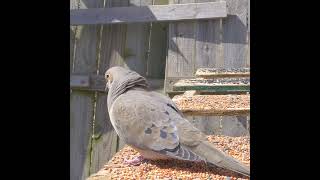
(70, 29, 75, 73)
(70, 0, 103, 179)
(195, 0, 223, 69)
(89, 0, 128, 174)
(122, 0, 150, 76)
(100, 0, 129, 153)
(222, 0, 248, 68)
(165, 0, 224, 93)
(166, 0, 196, 78)
(147, 22, 167, 79)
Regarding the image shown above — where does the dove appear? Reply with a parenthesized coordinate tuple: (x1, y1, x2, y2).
(105, 66, 250, 177)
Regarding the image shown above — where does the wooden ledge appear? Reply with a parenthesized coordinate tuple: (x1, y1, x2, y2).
(196, 68, 250, 78)
(172, 93, 250, 116)
(87, 135, 250, 180)
(173, 78, 250, 93)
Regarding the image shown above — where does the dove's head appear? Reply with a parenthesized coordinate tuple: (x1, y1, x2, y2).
(105, 66, 149, 109)
(105, 66, 128, 90)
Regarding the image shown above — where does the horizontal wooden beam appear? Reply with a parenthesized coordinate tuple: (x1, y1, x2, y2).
(70, 74, 164, 92)
(173, 78, 250, 93)
(196, 68, 250, 78)
(70, 2, 227, 25)
(172, 94, 250, 116)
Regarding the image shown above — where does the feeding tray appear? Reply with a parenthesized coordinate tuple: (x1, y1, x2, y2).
(87, 135, 250, 180)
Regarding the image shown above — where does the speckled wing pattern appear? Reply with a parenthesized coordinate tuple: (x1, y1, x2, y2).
(109, 90, 203, 162)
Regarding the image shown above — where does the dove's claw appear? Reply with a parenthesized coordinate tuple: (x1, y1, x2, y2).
(124, 155, 145, 166)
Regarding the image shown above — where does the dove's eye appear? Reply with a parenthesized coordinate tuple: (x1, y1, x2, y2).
(106, 74, 109, 79)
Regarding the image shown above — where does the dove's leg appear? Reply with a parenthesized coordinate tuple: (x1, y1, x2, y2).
(124, 155, 145, 166)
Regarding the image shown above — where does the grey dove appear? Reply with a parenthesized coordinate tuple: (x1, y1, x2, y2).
(105, 66, 250, 177)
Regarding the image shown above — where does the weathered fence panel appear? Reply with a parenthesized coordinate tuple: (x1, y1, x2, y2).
(164, 0, 250, 140)
(70, 0, 250, 179)
(223, 0, 248, 68)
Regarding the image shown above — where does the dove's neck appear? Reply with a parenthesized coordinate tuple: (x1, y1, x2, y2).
(107, 74, 149, 111)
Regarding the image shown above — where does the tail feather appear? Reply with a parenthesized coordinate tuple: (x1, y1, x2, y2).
(192, 141, 250, 177)
(157, 141, 249, 177)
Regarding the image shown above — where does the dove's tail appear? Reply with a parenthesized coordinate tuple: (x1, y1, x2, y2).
(192, 141, 250, 177)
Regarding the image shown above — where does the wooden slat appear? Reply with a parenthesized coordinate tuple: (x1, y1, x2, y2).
(70, 74, 164, 92)
(146, 0, 169, 81)
(70, 28, 75, 73)
(222, 0, 248, 68)
(173, 78, 250, 92)
(91, 1, 129, 172)
(195, 0, 223, 70)
(165, 0, 224, 93)
(221, 116, 249, 136)
(70, 0, 104, 179)
(70, 93, 95, 180)
(146, 22, 167, 79)
(70, 2, 227, 25)
(89, 1, 125, 174)
(90, 93, 118, 174)
(166, 20, 195, 78)
(172, 94, 249, 116)
(124, 0, 149, 77)
(70, 75, 90, 88)
(196, 68, 250, 78)
(186, 116, 221, 135)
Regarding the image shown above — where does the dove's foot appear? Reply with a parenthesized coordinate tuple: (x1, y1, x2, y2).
(124, 155, 145, 166)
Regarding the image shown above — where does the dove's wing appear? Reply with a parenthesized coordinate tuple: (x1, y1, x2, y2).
(109, 90, 203, 161)
(110, 90, 250, 176)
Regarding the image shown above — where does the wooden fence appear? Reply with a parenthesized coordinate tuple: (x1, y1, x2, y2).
(70, 0, 249, 179)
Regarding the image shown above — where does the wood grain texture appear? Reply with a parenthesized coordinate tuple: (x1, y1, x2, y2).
(167, 21, 196, 77)
(70, 75, 90, 88)
(195, 0, 223, 69)
(70, 2, 227, 25)
(166, 0, 197, 79)
(70, 0, 104, 179)
(221, 116, 249, 136)
(146, 22, 167, 78)
(70, 92, 95, 180)
(186, 116, 222, 135)
(90, 93, 118, 174)
(89, 0, 129, 175)
(222, 0, 248, 68)
(122, 0, 150, 77)
(124, 24, 149, 76)
(185, 115, 249, 136)
(165, 0, 226, 93)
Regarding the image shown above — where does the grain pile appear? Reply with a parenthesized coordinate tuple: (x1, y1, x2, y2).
(196, 68, 250, 78)
(87, 135, 250, 180)
(172, 94, 250, 116)
(175, 78, 250, 87)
